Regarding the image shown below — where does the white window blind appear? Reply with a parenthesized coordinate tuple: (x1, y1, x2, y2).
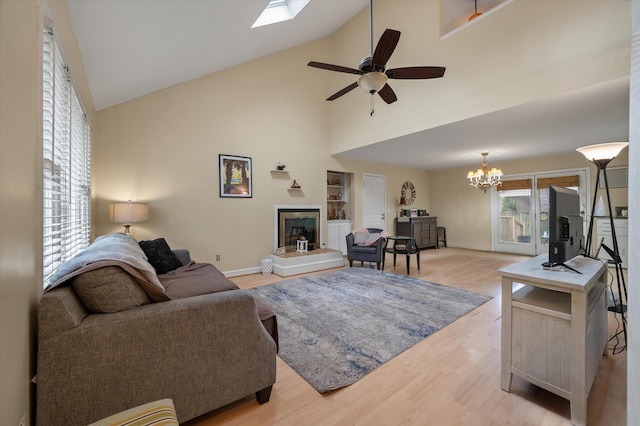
(43, 26, 91, 288)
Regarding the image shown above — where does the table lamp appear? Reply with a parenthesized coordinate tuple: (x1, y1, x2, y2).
(109, 201, 149, 234)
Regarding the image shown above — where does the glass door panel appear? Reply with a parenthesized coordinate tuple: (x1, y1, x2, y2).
(492, 169, 588, 256)
(534, 170, 588, 256)
(494, 179, 535, 255)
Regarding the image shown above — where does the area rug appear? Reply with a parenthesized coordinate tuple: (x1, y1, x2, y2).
(248, 268, 491, 393)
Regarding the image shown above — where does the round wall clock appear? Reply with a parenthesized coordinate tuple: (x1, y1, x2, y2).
(401, 181, 416, 205)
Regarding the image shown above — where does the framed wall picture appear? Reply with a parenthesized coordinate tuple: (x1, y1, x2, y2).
(219, 154, 252, 198)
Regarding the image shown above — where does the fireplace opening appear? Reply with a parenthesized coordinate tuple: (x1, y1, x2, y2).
(276, 207, 321, 252)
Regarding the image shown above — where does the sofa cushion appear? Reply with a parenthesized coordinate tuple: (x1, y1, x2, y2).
(72, 266, 151, 313)
(139, 238, 184, 274)
(160, 262, 239, 299)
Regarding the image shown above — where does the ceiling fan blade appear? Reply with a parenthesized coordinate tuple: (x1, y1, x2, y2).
(327, 82, 359, 101)
(386, 66, 446, 79)
(308, 61, 362, 75)
(372, 29, 401, 68)
(378, 84, 397, 104)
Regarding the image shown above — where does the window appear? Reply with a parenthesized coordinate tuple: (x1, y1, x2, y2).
(42, 25, 91, 288)
(251, 0, 310, 28)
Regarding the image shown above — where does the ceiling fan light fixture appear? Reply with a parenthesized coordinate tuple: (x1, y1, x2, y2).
(358, 72, 388, 94)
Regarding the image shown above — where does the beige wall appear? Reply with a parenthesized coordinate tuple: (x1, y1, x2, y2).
(0, 2, 42, 424)
(93, 39, 430, 272)
(0, 0, 95, 423)
(429, 151, 629, 251)
(327, 0, 630, 155)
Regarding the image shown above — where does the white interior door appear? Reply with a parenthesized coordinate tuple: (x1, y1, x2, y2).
(362, 173, 386, 230)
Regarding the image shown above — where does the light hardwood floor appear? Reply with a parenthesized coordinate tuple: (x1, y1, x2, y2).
(184, 248, 627, 426)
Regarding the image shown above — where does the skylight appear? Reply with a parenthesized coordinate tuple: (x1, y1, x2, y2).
(252, 0, 310, 28)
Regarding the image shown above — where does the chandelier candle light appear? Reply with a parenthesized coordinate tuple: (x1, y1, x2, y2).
(467, 152, 503, 192)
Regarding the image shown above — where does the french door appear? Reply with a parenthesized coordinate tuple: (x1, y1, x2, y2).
(493, 169, 588, 256)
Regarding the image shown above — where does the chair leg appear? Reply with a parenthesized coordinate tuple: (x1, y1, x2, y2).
(406, 254, 410, 275)
(417, 251, 421, 271)
(360, 261, 364, 266)
(349, 260, 353, 267)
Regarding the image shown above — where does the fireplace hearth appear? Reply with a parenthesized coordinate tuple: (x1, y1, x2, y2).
(275, 206, 321, 252)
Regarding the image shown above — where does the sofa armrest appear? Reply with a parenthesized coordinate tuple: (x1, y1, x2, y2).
(171, 249, 191, 265)
(37, 290, 276, 426)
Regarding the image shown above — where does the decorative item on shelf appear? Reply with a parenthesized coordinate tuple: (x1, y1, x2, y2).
(467, 152, 503, 193)
(109, 200, 149, 234)
(577, 141, 628, 351)
(276, 163, 286, 171)
(398, 194, 407, 217)
(274, 247, 286, 256)
(401, 181, 416, 205)
(468, 0, 483, 21)
(616, 206, 628, 218)
(291, 179, 301, 189)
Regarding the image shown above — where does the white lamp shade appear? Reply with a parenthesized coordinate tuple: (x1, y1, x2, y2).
(576, 142, 629, 162)
(109, 202, 149, 224)
(358, 72, 388, 93)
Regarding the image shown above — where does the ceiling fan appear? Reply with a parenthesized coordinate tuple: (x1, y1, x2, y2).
(307, 0, 446, 115)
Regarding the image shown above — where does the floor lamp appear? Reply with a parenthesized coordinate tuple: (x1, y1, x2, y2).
(576, 142, 628, 350)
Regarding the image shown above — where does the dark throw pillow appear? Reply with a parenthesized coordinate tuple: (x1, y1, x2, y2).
(139, 238, 183, 275)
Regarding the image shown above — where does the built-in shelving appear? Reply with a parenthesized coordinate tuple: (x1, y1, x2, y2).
(327, 171, 351, 221)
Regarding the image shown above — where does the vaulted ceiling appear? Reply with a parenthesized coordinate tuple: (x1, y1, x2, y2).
(66, 0, 630, 171)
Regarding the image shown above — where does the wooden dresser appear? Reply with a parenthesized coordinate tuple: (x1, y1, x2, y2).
(395, 217, 437, 249)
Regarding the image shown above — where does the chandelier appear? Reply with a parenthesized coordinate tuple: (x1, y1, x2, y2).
(467, 152, 503, 192)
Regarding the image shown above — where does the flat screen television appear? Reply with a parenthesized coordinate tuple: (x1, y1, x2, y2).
(548, 185, 584, 266)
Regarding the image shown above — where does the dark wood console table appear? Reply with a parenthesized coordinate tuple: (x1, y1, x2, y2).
(395, 217, 437, 249)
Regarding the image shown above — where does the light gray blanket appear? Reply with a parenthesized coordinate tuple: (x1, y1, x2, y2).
(46, 233, 167, 301)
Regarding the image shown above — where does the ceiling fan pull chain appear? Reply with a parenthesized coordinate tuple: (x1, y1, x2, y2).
(370, 94, 375, 116)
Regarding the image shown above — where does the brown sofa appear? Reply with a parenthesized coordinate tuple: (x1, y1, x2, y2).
(36, 234, 277, 426)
